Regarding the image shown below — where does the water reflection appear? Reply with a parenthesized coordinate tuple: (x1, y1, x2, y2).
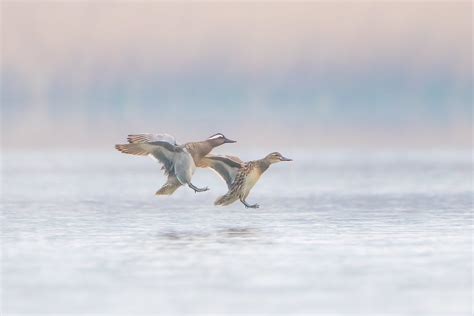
(157, 227, 259, 243)
(219, 227, 257, 238)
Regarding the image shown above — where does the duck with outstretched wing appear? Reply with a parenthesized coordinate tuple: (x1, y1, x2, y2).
(115, 133, 236, 195)
(201, 152, 292, 208)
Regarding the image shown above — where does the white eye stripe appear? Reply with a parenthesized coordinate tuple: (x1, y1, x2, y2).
(208, 134, 223, 140)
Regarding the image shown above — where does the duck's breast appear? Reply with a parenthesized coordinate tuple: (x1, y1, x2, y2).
(242, 167, 262, 197)
(174, 148, 196, 185)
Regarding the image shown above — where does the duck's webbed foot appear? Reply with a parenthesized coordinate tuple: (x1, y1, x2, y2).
(241, 199, 259, 209)
(188, 183, 210, 193)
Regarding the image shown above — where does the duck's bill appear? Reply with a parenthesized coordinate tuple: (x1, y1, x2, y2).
(280, 156, 292, 161)
(224, 138, 237, 143)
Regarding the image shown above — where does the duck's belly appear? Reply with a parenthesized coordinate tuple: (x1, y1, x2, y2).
(242, 168, 261, 197)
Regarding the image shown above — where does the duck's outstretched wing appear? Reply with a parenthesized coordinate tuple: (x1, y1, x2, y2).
(201, 155, 243, 189)
(127, 133, 178, 145)
(115, 141, 178, 176)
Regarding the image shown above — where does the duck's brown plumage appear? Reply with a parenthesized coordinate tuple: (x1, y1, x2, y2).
(185, 141, 214, 166)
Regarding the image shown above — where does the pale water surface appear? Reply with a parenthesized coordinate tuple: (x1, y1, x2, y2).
(1, 150, 472, 315)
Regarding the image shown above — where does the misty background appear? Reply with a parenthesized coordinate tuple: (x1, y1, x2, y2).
(1, 2, 472, 149)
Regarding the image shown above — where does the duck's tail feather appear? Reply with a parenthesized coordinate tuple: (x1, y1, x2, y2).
(156, 184, 181, 195)
(214, 193, 237, 206)
(156, 176, 182, 196)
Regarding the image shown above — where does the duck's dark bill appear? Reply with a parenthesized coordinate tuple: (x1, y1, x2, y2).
(224, 138, 237, 143)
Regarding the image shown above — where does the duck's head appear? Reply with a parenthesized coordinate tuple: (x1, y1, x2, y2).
(265, 152, 292, 164)
(207, 133, 236, 146)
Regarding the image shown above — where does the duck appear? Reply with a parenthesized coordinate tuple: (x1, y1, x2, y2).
(202, 152, 292, 208)
(115, 133, 236, 195)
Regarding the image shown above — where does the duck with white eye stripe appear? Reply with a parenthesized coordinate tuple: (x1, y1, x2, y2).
(201, 152, 292, 208)
(115, 133, 236, 195)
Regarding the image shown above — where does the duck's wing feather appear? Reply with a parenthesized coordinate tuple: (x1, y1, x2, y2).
(127, 133, 177, 145)
(115, 140, 195, 185)
(201, 155, 243, 188)
(115, 141, 178, 176)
